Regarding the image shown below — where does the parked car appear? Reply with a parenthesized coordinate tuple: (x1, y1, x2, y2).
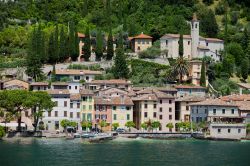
(73, 133, 81, 138)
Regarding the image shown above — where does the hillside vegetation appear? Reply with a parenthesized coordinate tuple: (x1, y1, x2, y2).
(0, 0, 250, 94)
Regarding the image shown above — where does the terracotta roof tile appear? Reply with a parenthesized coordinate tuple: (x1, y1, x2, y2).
(205, 38, 223, 42)
(94, 96, 133, 106)
(220, 94, 250, 102)
(237, 83, 250, 89)
(47, 89, 70, 95)
(51, 82, 68, 86)
(70, 94, 81, 100)
(4, 79, 29, 90)
(175, 85, 206, 89)
(132, 94, 158, 101)
(88, 79, 131, 85)
(176, 96, 206, 102)
(80, 89, 94, 96)
(56, 69, 102, 75)
(132, 33, 152, 39)
(190, 99, 238, 107)
(30, 82, 49, 86)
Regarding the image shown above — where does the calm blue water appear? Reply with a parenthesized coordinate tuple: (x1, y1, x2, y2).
(0, 138, 250, 166)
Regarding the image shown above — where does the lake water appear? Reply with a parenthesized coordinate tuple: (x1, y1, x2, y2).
(0, 138, 250, 166)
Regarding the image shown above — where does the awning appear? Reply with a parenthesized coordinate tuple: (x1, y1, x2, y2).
(0, 123, 26, 127)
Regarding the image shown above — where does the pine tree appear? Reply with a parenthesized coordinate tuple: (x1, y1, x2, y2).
(200, 59, 206, 87)
(59, 26, 67, 62)
(113, 31, 129, 79)
(179, 34, 184, 57)
(95, 29, 103, 61)
(26, 26, 43, 81)
(241, 57, 249, 81)
(83, 26, 91, 61)
(106, 28, 114, 60)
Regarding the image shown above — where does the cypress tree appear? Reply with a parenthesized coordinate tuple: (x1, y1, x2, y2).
(113, 31, 129, 79)
(54, 24, 59, 63)
(179, 34, 184, 57)
(69, 21, 76, 61)
(74, 29, 80, 61)
(59, 26, 67, 62)
(95, 29, 103, 61)
(241, 57, 249, 81)
(48, 32, 56, 64)
(82, 0, 88, 17)
(106, 28, 114, 60)
(83, 26, 91, 61)
(241, 28, 249, 50)
(200, 59, 206, 87)
(26, 27, 43, 81)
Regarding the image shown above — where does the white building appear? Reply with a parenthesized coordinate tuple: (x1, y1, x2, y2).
(41, 90, 81, 132)
(190, 99, 246, 140)
(160, 14, 224, 61)
(55, 69, 102, 83)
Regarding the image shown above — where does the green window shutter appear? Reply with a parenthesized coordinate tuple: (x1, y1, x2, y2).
(127, 114, 130, 120)
(82, 113, 86, 121)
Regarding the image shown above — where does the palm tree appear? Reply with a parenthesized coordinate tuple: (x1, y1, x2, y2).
(171, 57, 190, 83)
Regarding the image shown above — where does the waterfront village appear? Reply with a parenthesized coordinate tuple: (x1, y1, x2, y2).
(0, 14, 250, 142)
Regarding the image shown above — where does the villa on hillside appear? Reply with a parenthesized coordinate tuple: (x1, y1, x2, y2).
(53, 69, 102, 82)
(129, 33, 153, 53)
(160, 14, 224, 61)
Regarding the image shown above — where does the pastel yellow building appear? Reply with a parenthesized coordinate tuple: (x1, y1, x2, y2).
(130, 33, 153, 53)
(80, 89, 94, 130)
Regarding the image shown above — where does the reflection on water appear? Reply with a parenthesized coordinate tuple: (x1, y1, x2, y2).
(0, 138, 250, 166)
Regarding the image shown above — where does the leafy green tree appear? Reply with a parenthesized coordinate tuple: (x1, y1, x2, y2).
(70, 121, 78, 128)
(200, 59, 206, 87)
(99, 120, 108, 132)
(0, 90, 33, 131)
(141, 122, 147, 132)
(241, 28, 249, 50)
(199, 9, 218, 37)
(241, 57, 249, 81)
(112, 123, 119, 130)
(227, 42, 244, 67)
(125, 121, 135, 132)
(106, 28, 114, 60)
(166, 123, 174, 132)
(151, 121, 161, 132)
(203, 0, 214, 5)
(95, 29, 103, 61)
(30, 91, 55, 132)
(60, 119, 70, 130)
(222, 54, 235, 76)
(0, 126, 5, 138)
(81, 121, 92, 131)
(83, 26, 91, 61)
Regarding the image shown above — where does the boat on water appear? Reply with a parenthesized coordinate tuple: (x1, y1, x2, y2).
(81, 133, 95, 139)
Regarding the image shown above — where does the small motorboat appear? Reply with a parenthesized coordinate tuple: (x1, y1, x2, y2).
(74, 133, 81, 138)
(81, 133, 95, 139)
